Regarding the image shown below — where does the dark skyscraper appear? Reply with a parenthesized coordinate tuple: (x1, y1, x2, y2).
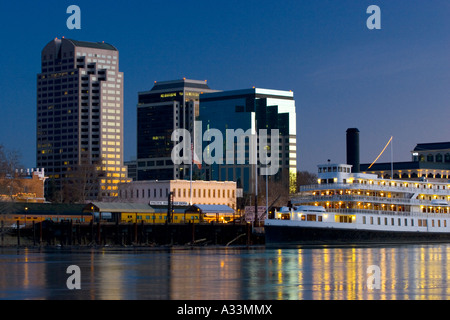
(136, 79, 218, 181)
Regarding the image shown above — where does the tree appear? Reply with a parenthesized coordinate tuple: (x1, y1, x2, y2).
(0, 145, 24, 200)
(296, 171, 318, 191)
(256, 175, 290, 208)
(60, 161, 102, 203)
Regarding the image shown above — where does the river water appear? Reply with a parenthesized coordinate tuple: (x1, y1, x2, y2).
(1, 244, 450, 300)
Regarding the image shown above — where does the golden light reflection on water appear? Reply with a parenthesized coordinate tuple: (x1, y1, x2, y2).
(4, 245, 450, 299)
(267, 245, 450, 300)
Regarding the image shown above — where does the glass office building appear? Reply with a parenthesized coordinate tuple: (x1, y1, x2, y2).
(198, 88, 297, 193)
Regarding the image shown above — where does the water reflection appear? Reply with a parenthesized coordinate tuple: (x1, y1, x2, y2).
(1, 245, 450, 299)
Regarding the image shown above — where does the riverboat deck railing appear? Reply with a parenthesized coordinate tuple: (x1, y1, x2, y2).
(298, 182, 450, 196)
(325, 208, 449, 218)
(292, 194, 436, 206)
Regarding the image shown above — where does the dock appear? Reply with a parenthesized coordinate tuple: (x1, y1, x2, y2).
(5, 221, 265, 247)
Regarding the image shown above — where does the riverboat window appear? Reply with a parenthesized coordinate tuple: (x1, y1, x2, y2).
(385, 217, 388, 225)
(391, 218, 394, 225)
(370, 217, 373, 224)
(398, 218, 401, 226)
(445, 220, 447, 228)
(318, 216, 323, 222)
(336, 215, 352, 223)
(404, 219, 407, 226)
(411, 219, 414, 227)
(438, 220, 441, 227)
(307, 214, 317, 221)
(377, 217, 381, 225)
(363, 216, 366, 224)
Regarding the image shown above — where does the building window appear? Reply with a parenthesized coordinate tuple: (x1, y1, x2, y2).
(445, 154, 450, 163)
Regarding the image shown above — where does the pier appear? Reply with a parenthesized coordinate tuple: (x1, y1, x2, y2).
(5, 221, 264, 247)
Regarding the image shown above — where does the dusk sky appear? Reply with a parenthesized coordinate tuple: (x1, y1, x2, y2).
(0, 0, 448, 173)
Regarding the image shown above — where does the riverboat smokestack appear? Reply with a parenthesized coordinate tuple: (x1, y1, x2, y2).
(346, 128, 360, 173)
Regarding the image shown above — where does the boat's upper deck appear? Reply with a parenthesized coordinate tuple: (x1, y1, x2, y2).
(301, 163, 450, 197)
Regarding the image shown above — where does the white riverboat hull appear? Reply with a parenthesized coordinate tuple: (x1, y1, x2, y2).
(264, 209, 450, 246)
(264, 221, 450, 247)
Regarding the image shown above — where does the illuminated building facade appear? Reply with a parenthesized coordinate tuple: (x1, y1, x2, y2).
(118, 179, 237, 209)
(37, 38, 129, 200)
(0, 168, 47, 203)
(136, 79, 218, 181)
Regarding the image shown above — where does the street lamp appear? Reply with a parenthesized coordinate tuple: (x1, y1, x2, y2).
(24, 207, 28, 227)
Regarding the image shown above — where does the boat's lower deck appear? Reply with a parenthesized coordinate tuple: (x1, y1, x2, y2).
(264, 211, 450, 245)
(264, 224, 450, 246)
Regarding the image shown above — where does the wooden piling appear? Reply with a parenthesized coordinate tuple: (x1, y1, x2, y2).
(17, 220, 20, 247)
(97, 222, 101, 245)
(39, 221, 42, 245)
(32, 221, 36, 246)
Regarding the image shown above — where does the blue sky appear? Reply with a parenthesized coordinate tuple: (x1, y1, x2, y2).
(0, 0, 448, 173)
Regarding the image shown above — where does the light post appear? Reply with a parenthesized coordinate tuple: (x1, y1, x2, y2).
(24, 207, 28, 228)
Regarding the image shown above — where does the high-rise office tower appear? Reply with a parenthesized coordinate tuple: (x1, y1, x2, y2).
(136, 79, 218, 181)
(37, 38, 129, 201)
(199, 88, 297, 194)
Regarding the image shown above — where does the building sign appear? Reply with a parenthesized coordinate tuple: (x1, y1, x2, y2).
(149, 201, 189, 206)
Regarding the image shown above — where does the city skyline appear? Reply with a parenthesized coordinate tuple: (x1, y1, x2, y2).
(0, 1, 449, 174)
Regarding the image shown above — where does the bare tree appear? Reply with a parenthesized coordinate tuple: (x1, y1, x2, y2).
(61, 161, 102, 203)
(296, 171, 318, 191)
(0, 145, 24, 200)
(256, 175, 290, 208)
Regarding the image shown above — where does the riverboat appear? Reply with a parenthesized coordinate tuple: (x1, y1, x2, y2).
(265, 163, 450, 245)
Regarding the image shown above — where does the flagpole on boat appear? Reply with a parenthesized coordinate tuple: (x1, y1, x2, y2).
(391, 136, 394, 179)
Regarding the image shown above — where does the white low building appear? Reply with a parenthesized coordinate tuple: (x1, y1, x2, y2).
(118, 180, 237, 209)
